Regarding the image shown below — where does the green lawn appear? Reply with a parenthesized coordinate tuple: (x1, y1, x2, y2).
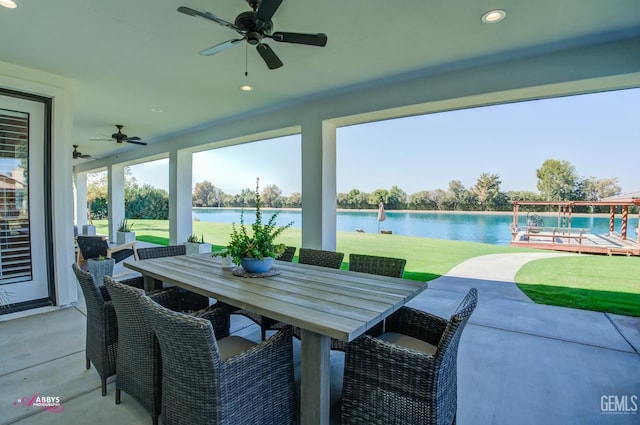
(93, 219, 640, 316)
(515, 256, 640, 317)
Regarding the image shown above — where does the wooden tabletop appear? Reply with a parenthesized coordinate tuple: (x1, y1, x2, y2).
(124, 253, 427, 342)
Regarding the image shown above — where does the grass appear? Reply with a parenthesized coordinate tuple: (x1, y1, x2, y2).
(96, 219, 640, 316)
(515, 256, 640, 317)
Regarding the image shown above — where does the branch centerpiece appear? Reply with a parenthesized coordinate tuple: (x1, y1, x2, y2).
(223, 178, 293, 274)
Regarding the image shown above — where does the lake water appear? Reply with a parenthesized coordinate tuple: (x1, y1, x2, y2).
(193, 209, 636, 246)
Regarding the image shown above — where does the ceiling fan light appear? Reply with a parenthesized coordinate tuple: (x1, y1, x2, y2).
(481, 9, 506, 23)
(0, 0, 17, 9)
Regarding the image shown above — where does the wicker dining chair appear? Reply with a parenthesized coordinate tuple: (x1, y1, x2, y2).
(104, 276, 230, 425)
(298, 247, 345, 269)
(348, 253, 406, 278)
(137, 245, 210, 311)
(341, 288, 478, 425)
(276, 245, 297, 262)
(76, 235, 137, 270)
(141, 294, 296, 425)
(72, 263, 143, 396)
(347, 253, 408, 339)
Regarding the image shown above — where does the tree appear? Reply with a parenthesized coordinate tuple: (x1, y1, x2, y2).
(444, 180, 467, 210)
(472, 172, 502, 211)
(408, 191, 438, 210)
(261, 184, 283, 207)
(207, 187, 225, 207)
(386, 185, 407, 209)
(238, 188, 256, 207)
(369, 189, 389, 207)
(343, 189, 370, 209)
(536, 159, 578, 201)
(87, 171, 108, 220)
(126, 184, 169, 219)
(285, 192, 302, 208)
(579, 177, 621, 201)
(192, 181, 216, 207)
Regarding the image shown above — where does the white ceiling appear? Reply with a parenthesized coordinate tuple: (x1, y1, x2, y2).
(1, 0, 640, 162)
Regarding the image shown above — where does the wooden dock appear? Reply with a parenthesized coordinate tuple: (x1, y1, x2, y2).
(511, 227, 640, 256)
(510, 197, 640, 256)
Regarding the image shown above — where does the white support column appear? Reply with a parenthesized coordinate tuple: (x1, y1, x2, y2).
(169, 149, 193, 245)
(107, 163, 126, 243)
(301, 118, 337, 250)
(74, 171, 88, 229)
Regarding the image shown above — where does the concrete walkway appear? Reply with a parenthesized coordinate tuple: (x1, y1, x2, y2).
(1, 252, 639, 424)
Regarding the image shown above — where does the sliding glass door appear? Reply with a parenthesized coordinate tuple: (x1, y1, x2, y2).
(0, 93, 50, 309)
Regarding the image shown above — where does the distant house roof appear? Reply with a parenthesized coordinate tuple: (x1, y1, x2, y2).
(0, 173, 25, 190)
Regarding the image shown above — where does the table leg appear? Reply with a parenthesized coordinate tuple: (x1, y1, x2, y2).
(300, 329, 331, 425)
(143, 276, 162, 292)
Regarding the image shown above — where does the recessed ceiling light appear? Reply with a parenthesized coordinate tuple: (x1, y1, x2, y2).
(240, 85, 253, 92)
(0, 0, 17, 9)
(150, 108, 163, 113)
(481, 9, 506, 23)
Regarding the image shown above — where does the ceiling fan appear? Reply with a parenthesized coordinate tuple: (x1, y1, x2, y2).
(72, 145, 93, 160)
(90, 124, 147, 146)
(178, 0, 328, 70)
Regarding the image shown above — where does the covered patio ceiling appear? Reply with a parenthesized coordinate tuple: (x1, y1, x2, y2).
(1, 0, 640, 164)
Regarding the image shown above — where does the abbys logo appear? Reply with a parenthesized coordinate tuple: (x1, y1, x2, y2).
(601, 395, 638, 415)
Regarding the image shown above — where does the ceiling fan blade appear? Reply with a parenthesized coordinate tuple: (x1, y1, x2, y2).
(270, 32, 328, 47)
(255, 0, 283, 30)
(126, 136, 142, 141)
(256, 43, 283, 69)
(200, 39, 243, 56)
(177, 6, 243, 32)
(126, 140, 147, 146)
(80, 154, 92, 159)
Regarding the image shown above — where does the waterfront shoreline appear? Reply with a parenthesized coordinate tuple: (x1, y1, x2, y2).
(193, 207, 620, 219)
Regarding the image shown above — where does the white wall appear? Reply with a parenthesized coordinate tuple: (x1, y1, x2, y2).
(0, 60, 77, 308)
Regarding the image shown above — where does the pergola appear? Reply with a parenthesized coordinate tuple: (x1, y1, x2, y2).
(511, 195, 640, 255)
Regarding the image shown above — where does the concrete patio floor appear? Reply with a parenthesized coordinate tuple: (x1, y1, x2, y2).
(1, 252, 639, 424)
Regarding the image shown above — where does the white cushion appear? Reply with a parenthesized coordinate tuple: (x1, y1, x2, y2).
(378, 332, 437, 355)
(217, 336, 258, 360)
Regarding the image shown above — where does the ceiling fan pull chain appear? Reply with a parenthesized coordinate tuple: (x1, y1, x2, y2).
(245, 42, 249, 77)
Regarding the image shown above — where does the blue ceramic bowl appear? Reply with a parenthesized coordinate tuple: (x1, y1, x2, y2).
(241, 257, 275, 274)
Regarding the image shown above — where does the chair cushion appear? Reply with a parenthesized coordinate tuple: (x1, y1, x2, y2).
(217, 336, 258, 361)
(378, 332, 437, 355)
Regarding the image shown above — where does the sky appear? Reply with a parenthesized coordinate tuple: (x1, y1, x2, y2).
(129, 87, 639, 196)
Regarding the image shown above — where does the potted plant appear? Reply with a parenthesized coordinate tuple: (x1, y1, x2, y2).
(87, 254, 115, 285)
(185, 233, 212, 255)
(225, 178, 293, 273)
(116, 218, 135, 245)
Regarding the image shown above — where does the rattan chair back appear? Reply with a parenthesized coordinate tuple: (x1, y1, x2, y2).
(72, 263, 118, 396)
(276, 246, 296, 262)
(341, 288, 477, 425)
(348, 253, 406, 278)
(142, 296, 296, 425)
(104, 277, 166, 424)
(298, 248, 344, 269)
(137, 244, 186, 260)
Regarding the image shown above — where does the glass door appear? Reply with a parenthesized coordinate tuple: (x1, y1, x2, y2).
(0, 93, 50, 309)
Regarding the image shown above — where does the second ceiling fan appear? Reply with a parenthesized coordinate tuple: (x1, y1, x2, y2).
(178, 0, 328, 70)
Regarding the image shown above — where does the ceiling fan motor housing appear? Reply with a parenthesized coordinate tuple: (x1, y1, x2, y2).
(235, 11, 272, 44)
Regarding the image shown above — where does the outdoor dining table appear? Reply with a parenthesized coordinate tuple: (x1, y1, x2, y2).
(124, 253, 427, 425)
